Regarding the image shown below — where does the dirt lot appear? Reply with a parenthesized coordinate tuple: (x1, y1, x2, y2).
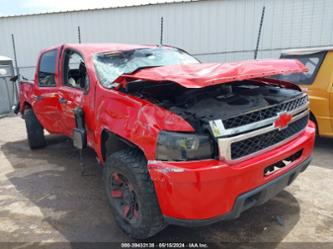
(0, 115, 332, 247)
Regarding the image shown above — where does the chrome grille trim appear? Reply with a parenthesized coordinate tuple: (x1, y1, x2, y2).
(222, 94, 308, 129)
(210, 102, 308, 138)
(209, 93, 308, 138)
(217, 109, 309, 163)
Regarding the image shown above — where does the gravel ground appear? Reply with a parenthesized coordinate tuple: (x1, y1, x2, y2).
(0, 115, 332, 248)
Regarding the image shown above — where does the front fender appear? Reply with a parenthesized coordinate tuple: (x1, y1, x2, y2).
(94, 94, 194, 162)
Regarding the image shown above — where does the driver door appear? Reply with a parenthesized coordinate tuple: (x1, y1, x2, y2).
(58, 50, 87, 137)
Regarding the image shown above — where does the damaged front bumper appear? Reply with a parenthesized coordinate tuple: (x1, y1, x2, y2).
(148, 122, 315, 224)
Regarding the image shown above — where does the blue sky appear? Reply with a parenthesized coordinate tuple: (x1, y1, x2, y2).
(0, 0, 181, 16)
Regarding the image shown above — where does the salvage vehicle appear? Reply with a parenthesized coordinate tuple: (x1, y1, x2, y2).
(279, 47, 333, 138)
(17, 43, 315, 239)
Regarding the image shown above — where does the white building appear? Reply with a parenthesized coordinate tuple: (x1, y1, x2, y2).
(0, 0, 332, 78)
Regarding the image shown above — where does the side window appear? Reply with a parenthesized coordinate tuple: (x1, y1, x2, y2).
(63, 50, 88, 90)
(38, 50, 57, 87)
(279, 51, 326, 85)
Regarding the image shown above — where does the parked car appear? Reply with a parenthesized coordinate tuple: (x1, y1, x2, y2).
(279, 47, 333, 138)
(17, 43, 315, 239)
(0, 55, 15, 116)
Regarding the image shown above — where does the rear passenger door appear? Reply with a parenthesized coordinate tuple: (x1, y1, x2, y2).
(32, 49, 65, 134)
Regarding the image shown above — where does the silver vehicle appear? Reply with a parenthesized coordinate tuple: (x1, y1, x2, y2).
(0, 55, 17, 116)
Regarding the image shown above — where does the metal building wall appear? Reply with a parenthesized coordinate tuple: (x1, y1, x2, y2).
(0, 0, 333, 79)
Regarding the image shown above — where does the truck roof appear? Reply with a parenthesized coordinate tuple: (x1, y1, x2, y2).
(44, 43, 159, 56)
(42, 43, 307, 89)
(282, 46, 333, 55)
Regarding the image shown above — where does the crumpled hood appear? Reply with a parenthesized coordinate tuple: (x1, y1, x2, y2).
(117, 59, 307, 88)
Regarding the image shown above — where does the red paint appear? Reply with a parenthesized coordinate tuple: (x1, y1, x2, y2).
(116, 59, 307, 88)
(18, 43, 314, 221)
(274, 112, 293, 130)
(148, 122, 315, 219)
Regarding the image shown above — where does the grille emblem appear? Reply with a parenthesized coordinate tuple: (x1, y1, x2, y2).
(274, 112, 292, 130)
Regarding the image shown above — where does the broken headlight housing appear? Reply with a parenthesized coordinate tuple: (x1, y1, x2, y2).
(156, 131, 214, 161)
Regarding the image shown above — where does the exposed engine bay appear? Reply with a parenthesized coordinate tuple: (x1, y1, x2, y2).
(122, 80, 302, 135)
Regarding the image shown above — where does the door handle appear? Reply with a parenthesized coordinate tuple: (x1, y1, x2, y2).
(34, 95, 43, 101)
(59, 97, 68, 104)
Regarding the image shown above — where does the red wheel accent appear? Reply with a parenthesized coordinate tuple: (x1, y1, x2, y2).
(122, 205, 131, 217)
(111, 189, 123, 198)
(133, 208, 140, 219)
(112, 172, 123, 185)
(109, 172, 141, 223)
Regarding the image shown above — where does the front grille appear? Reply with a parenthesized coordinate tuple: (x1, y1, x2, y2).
(230, 115, 308, 160)
(223, 95, 308, 129)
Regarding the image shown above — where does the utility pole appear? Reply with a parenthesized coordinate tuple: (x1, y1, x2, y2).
(160, 17, 164, 45)
(11, 34, 19, 75)
(78, 26, 82, 43)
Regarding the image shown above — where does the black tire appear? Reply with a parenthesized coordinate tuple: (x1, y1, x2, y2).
(24, 108, 46, 149)
(310, 112, 319, 135)
(104, 149, 166, 239)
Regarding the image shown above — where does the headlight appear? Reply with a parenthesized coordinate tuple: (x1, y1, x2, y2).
(156, 131, 214, 161)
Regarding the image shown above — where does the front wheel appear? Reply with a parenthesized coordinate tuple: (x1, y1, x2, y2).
(104, 149, 166, 239)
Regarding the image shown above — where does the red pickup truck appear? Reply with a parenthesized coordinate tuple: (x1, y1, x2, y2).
(18, 43, 315, 239)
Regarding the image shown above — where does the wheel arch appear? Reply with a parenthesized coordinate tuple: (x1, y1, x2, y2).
(21, 101, 32, 114)
(101, 129, 146, 162)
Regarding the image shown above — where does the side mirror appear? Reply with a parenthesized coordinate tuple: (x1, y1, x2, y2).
(10, 75, 19, 82)
(73, 107, 87, 149)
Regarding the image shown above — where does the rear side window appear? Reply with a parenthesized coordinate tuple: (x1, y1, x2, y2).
(38, 49, 57, 87)
(276, 51, 326, 85)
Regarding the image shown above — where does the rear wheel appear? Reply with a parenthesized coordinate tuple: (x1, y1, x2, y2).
(24, 108, 46, 149)
(104, 149, 165, 239)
